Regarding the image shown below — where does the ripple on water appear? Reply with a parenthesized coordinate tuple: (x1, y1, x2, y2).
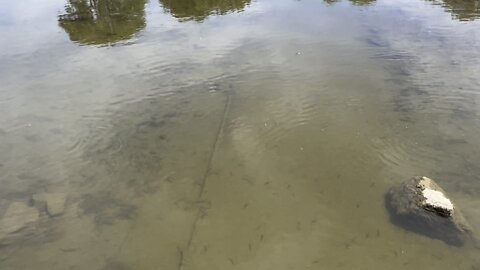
(231, 116, 268, 160)
(261, 89, 318, 144)
(370, 133, 441, 176)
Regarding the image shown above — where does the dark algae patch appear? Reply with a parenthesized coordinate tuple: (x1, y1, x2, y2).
(79, 192, 137, 226)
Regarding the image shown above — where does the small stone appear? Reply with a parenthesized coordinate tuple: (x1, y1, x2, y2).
(0, 202, 39, 237)
(33, 193, 67, 217)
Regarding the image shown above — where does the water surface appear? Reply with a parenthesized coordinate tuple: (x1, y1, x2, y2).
(0, 0, 480, 269)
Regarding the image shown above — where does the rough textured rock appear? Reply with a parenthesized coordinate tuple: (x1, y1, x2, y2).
(0, 202, 39, 241)
(385, 176, 474, 246)
(33, 193, 67, 217)
(416, 177, 454, 217)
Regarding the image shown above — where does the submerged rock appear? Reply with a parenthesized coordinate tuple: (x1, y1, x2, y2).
(0, 202, 39, 241)
(33, 193, 67, 217)
(385, 176, 474, 246)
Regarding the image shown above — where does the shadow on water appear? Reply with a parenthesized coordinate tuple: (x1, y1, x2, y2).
(158, 0, 251, 22)
(58, 0, 147, 45)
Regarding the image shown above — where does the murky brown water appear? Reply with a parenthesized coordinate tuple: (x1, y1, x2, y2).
(1, 0, 480, 269)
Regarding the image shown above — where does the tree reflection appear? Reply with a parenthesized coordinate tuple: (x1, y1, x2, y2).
(324, 0, 479, 21)
(323, 0, 375, 5)
(323, 0, 340, 4)
(58, 0, 146, 45)
(349, 0, 376, 5)
(159, 0, 251, 22)
(430, 0, 480, 21)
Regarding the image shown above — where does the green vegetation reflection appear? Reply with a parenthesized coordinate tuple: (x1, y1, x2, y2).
(325, 0, 480, 21)
(430, 0, 480, 21)
(159, 0, 251, 22)
(324, 0, 376, 6)
(58, 0, 146, 45)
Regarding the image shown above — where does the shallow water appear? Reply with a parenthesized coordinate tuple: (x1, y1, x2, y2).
(1, 0, 480, 269)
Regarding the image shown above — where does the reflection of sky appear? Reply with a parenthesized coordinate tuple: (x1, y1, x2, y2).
(1, 0, 479, 58)
(1, 0, 480, 114)
(0, 0, 68, 56)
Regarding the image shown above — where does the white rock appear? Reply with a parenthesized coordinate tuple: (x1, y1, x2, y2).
(422, 189, 454, 212)
(0, 202, 39, 236)
(417, 176, 454, 216)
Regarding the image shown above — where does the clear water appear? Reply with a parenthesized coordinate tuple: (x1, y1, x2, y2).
(0, 0, 479, 269)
